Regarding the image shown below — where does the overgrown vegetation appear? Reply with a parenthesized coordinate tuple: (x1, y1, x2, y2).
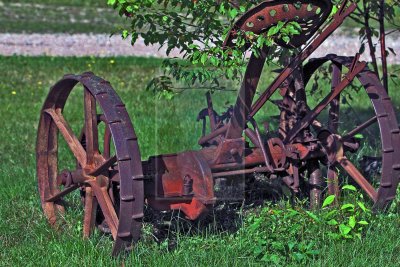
(108, 0, 400, 97)
(1, 56, 400, 266)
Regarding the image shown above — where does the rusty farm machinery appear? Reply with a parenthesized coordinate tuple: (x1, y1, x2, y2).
(36, 0, 400, 256)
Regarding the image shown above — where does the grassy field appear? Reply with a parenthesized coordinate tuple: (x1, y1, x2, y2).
(0, 56, 400, 266)
(1, 0, 399, 35)
(0, 1, 125, 34)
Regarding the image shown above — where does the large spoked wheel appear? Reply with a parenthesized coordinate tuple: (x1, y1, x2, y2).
(36, 72, 144, 255)
(299, 55, 400, 210)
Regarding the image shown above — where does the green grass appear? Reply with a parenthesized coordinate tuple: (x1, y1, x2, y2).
(1, 0, 105, 7)
(2, 1, 399, 35)
(0, 1, 125, 34)
(1, 56, 400, 266)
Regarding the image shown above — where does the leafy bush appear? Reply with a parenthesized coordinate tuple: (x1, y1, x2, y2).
(238, 185, 371, 265)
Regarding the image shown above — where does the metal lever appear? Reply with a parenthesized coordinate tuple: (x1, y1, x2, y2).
(248, 117, 274, 173)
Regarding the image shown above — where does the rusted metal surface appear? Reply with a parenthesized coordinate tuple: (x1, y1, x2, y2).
(36, 0, 400, 256)
(37, 73, 145, 255)
(224, 0, 333, 49)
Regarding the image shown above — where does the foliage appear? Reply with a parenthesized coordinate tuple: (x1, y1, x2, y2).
(240, 185, 371, 265)
(107, 0, 400, 96)
(321, 185, 371, 240)
(346, 0, 400, 92)
(107, 0, 304, 97)
(243, 205, 321, 265)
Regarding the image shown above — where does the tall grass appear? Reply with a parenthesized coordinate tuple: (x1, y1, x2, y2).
(0, 56, 400, 266)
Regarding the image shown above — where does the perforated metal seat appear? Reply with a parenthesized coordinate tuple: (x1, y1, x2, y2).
(224, 0, 333, 49)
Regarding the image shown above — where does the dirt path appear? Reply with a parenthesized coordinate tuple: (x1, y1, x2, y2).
(1, 32, 399, 64)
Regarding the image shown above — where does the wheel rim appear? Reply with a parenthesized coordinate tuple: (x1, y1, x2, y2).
(301, 55, 400, 209)
(36, 72, 144, 255)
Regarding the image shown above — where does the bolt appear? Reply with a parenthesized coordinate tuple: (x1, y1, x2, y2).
(230, 148, 239, 156)
(60, 170, 73, 187)
(182, 175, 193, 196)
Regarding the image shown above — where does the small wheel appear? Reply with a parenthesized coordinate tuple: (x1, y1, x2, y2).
(36, 72, 144, 255)
(299, 55, 400, 209)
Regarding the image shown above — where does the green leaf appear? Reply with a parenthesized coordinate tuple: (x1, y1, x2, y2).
(354, 133, 364, 139)
(293, 252, 306, 262)
(200, 53, 208, 65)
(126, 5, 133, 12)
(388, 47, 397, 56)
(342, 185, 357, 191)
(358, 220, 369, 225)
(349, 216, 356, 228)
(122, 30, 129, 39)
(322, 195, 336, 208)
(229, 8, 238, 19)
(339, 224, 352, 235)
(210, 56, 218, 66)
(324, 209, 338, 219)
(282, 36, 290, 44)
(357, 201, 368, 212)
(341, 203, 355, 211)
(359, 43, 366, 54)
(330, 5, 338, 16)
(288, 241, 296, 251)
(306, 211, 320, 222)
(268, 26, 280, 36)
(327, 219, 338, 226)
(219, 4, 226, 14)
(306, 249, 320, 256)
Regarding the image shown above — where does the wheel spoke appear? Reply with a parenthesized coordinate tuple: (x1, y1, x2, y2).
(338, 157, 378, 202)
(44, 108, 87, 166)
(88, 180, 118, 239)
(342, 116, 378, 140)
(84, 88, 99, 166)
(83, 186, 98, 238)
(328, 63, 342, 132)
(89, 155, 117, 176)
(45, 184, 80, 202)
(285, 61, 367, 143)
(97, 114, 112, 159)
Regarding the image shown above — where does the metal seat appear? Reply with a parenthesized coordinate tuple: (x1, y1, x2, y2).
(224, 0, 333, 49)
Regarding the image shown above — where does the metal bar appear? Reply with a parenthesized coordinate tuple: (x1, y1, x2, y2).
(198, 124, 228, 146)
(88, 180, 118, 239)
(44, 108, 87, 166)
(362, 0, 379, 76)
(329, 63, 342, 132)
(213, 166, 271, 178)
(327, 166, 340, 201)
(250, 3, 357, 118)
(248, 118, 274, 172)
(225, 48, 269, 139)
(45, 184, 80, 202)
(206, 92, 217, 132)
(285, 61, 367, 143)
(244, 128, 260, 147)
(84, 88, 99, 166)
(342, 116, 378, 140)
(89, 155, 117, 176)
(83, 186, 98, 238)
(338, 157, 378, 201)
(379, 0, 388, 92)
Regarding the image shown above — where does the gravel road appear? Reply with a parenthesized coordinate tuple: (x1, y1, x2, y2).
(1, 32, 399, 64)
